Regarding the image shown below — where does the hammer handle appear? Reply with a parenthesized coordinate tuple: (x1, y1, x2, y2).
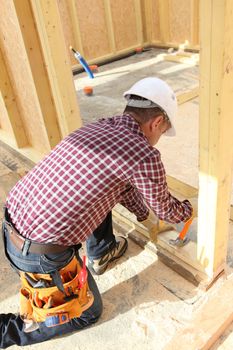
(178, 216, 193, 240)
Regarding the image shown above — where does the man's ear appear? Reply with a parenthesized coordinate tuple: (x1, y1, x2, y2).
(150, 115, 164, 130)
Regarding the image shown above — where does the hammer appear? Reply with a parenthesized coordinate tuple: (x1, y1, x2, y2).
(169, 215, 193, 247)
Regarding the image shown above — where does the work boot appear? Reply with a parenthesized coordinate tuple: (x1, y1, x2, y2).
(88, 236, 128, 275)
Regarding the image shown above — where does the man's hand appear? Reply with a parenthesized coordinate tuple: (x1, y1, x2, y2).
(188, 197, 198, 218)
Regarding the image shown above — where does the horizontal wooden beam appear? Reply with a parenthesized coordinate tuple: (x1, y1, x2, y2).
(163, 53, 199, 65)
(112, 205, 211, 286)
(177, 86, 199, 105)
(166, 175, 198, 197)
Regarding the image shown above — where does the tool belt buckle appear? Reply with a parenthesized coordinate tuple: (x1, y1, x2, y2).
(45, 312, 70, 327)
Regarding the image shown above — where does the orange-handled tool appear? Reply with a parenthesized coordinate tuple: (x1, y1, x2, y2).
(178, 215, 193, 240)
(169, 215, 193, 247)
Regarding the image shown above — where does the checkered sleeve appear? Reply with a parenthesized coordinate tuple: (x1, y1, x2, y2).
(120, 186, 149, 221)
(131, 151, 193, 223)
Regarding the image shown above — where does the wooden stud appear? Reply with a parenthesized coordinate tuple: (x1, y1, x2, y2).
(31, 0, 82, 138)
(158, 0, 170, 44)
(0, 48, 27, 148)
(140, 0, 152, 45)
(103, 0, 116, 54)
(191, 0, 199, 46)
(198, 0, 233, 279)
(0, 0, 52, 156)
(14, 0, 62, 149)
(134, 0, 143, 46)
(66, 0, 84, 55)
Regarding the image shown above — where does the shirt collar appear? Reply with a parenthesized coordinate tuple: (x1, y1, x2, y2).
(109, 113, 146, 139)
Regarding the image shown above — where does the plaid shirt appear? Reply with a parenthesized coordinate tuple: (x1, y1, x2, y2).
(6, 114, 192, 245)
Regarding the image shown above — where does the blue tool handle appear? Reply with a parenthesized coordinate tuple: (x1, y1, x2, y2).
(74, 52, 94, 79)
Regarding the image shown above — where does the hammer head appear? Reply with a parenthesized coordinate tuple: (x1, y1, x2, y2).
(169, 236, 190, 247)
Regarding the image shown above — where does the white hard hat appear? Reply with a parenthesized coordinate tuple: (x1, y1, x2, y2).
(123, 77, 177, 136)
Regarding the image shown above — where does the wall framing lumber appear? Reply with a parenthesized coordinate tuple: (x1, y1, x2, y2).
(166, 175, 198, 198)
(0, 48, 27, 148)
(134, 0, 144, 47)
(103, 0, 116, 54)
(113, 206, 209, 287)
(66, 0, 84, 56)
(197, 0, 233, 279)
(0, 0, 83, 162)
(56, 0, 200, 71)
(14, 0, 62, 149)
(191, 0, 199, 46)
(141, 0, 152, 45)
(0, 0, 52, 155)
(163, 53, 199, 65)
(177, 86, 199, 105)
(158, 0, 170, 44)
(71, 45, 149, 73)
(30, 0, 82, 138)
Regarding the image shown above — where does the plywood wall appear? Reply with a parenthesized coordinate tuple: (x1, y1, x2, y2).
(0, 0, 199, 162)
(148, 0, 199, 49)
(0, 0, 82, 162)
(59, 0, 145, 68)
(59, 0, 200, 69)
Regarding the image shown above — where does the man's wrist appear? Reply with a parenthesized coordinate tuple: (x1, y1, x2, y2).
(137, 208, 150, 222)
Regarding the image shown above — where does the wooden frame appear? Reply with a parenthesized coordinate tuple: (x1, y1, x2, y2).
(31, 0, 82, 138)
(66, 0, 84, 56)
(147, 0, 200, 53)
(0, 0, 82, 162)
(14, 0, 62, 150)
(0, 49, 27, 148)
(158, 0, 170, 44)
(103, 0, 116, 55)
(113, 0, 233, 286)
(197, 0, 233, 279)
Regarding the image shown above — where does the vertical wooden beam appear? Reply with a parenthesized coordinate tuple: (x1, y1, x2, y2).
(134, 0, 144, 46)
(14, 0, 62, 149)
(0, 48, 28, 147)
(104, 0, 116, 54)
(198, 0, 233, 278)
(191, 0, 199, 46)
(158, 0, 170, 44)
(0, 0, 51, 155)
(66, 0, 84, 55)
(30, 0, 82, 138)
(143, 0, 153, 44)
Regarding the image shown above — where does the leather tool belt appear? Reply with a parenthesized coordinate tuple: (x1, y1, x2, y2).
(20, 255, 94, 329)
(3, 208, 69, 255)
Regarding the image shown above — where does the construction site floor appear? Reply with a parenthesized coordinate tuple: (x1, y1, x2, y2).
(1, 48, 233, 349)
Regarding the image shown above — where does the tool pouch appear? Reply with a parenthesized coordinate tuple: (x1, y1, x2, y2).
(19, 256, 94, 326)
